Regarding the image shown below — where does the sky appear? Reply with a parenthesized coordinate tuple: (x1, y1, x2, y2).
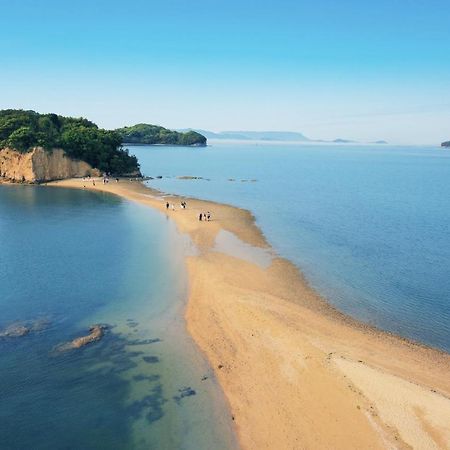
(1, 0, 449, 144)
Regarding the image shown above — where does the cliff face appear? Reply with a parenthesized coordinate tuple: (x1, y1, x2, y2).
(0, 147, 100, 183)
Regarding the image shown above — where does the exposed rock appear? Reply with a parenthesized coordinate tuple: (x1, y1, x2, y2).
(441, 141, 450, 147)
(0, 147, 100, 183)
(70, 325, 105, 349)
(55, 324, 106, 352)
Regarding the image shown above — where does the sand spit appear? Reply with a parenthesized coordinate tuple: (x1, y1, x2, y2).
(48, 178, 450, 449)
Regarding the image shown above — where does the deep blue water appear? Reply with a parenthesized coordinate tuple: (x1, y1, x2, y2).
(129, 142, 450, 352)
(0, 185, 235, 449)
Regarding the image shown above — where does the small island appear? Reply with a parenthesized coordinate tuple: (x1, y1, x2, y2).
(116, 123, 207, 146)
(0, 109, 139, 182)
(441, 141, 450, 147)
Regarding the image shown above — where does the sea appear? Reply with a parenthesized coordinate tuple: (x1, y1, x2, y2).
(0, 186, 236, 449)
(1, 142, 449, 449)
(130, 141, 450, 353)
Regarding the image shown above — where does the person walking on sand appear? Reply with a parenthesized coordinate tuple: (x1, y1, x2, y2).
(171, 204, 175, 211)
(166, 202, 169, 210)
(92, 180, 96, 186)
(199, 213, 203, 221)
(207, 212, 211, 221)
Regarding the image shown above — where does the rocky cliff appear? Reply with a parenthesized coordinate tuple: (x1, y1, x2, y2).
(0, 147, 100, 183)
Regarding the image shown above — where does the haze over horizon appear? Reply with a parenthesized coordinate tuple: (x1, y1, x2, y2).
(1, 0, 449, 145)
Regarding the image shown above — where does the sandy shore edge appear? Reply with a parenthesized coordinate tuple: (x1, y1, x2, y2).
(44, 178, 450, 449)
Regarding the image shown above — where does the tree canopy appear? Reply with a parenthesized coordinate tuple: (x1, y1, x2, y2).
(0, 109, 139, 175)
(116, 123, 207, 146)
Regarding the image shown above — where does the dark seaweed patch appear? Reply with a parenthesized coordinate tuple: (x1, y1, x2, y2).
(127, 338, 161, 346)
(173, 386, 196, 405)
(142, 356, 160, 364)
(127, 384, 166, 424)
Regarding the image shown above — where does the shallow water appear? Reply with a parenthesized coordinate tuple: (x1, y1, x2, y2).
(129, 142, 450, 352)
(214, 230, 273, 269)
(0, 185, 236, 449)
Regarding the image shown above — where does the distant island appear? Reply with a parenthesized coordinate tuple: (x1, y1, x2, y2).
(117, 124, 207, 146)
(332, 138, 356, 144)
(178, 129, 309, 142)
(179, 128, 387, 144)
(0, 109, 139, 182)
(441, 141, 450, 147)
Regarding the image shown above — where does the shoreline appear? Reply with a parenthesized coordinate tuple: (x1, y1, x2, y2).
(45, 178, 450, 449)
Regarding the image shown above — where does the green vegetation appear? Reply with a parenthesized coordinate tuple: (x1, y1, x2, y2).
(0, 109, 139, 174)
(441, 141, 450, 147)
(116, 124, 207, 146)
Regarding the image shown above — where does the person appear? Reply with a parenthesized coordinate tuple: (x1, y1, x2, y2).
(199, 213, 203, 221)
(92, 180, 96, 186)
(207, 212, 211, 221)
(166, 202, 169, 210)
(171, 204, 175, 211)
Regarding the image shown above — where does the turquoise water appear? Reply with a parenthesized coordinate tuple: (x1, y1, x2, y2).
(129, 142, 450, 353)
(0, 185, 236, 449)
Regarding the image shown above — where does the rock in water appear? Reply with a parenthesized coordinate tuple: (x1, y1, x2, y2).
(70, 324, 105, 348)
(0, 323, 30, 338)
(55, 324, 106, 352)
(0, 317, 51, 339)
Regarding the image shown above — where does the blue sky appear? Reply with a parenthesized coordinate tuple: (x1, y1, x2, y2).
(1, 0, 449, 143)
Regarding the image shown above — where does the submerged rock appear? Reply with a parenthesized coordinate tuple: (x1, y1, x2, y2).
(0, 318, 51, 338)
(0, 323, 30, 338)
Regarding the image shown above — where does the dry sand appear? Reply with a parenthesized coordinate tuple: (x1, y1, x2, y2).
(49, 178, 450, 450)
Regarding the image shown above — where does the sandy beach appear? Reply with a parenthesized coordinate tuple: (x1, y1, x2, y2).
(48, 178, 450, 450)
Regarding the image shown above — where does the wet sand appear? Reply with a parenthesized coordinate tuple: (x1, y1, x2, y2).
(49, 178, 450, 449)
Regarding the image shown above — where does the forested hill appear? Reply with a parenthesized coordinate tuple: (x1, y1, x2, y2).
(116, 124, 207, 146)
(441, 141, 450, 147)
(0, 110, 139, 174)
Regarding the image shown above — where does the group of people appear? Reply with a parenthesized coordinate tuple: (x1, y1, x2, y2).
(164, 200, 211, 221)
(165, 201, 188, 211)
(82, 175, 120, 188)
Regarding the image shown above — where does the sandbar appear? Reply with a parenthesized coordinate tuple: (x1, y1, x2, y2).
(48, 178, 450, 449)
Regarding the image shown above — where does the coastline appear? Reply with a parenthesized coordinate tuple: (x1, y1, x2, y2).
(46, 178, 450, 449)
